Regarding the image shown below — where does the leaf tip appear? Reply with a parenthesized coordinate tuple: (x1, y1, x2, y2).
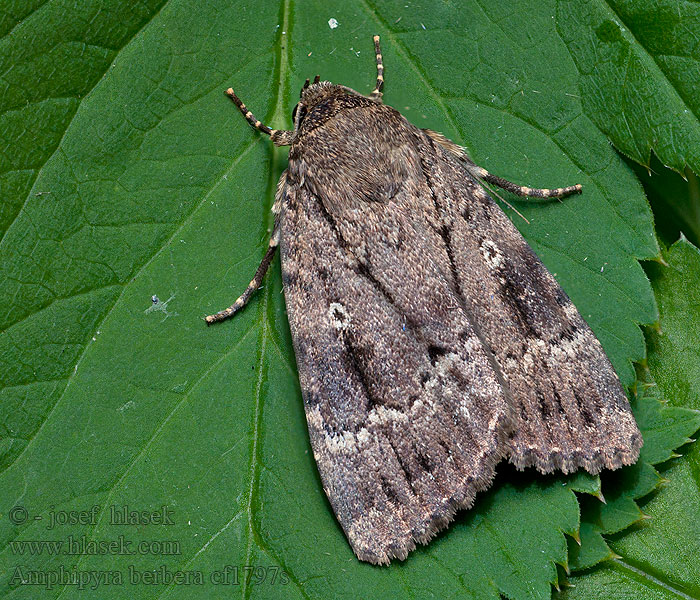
(651, 253, 670, 267)
(648, 321, 663, 334)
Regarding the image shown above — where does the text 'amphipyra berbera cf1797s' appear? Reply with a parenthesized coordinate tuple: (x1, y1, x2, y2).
(206, 36, 642, 566)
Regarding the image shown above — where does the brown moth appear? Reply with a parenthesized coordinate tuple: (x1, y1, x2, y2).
(206, 36, 642, 565)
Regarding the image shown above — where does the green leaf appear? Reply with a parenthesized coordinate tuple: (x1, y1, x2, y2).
(0, 0, 169, 237)
(0, 1, 691, 599)
(568, 386, 700, 571)
(647, 239, 700, 415)
(558, 0, 700, 174)
(559, 238, 700, 597)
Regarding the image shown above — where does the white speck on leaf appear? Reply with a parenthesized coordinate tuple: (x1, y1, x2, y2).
(328, 18, 338, 29)
(145, 294, 179, 321)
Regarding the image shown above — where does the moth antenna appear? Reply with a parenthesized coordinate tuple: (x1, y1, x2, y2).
(313, 75, 321, 84)
(224, 88, 294, 146)
(224, 88, 273, 135)
(293, 102, 306, 129)
(370, 35, 384, 102)
(471, 166, 583, 200)
(422, 129, 582, 200)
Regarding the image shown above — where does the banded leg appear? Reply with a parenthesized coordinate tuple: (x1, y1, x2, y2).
(423, 128, 582, 199)
(369, 35, 384, 102)
(224, 88, 294, 146)
(205, 224, 280, 324)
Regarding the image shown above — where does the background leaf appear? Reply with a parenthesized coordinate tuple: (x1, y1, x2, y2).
(567, 385, 700, 572)
(558, 0, 700, 174)
(559, 238, 700, 599)
(0, 1, 695, 599)
(0, 0, 169, 238)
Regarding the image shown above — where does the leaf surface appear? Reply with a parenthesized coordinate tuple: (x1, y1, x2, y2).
(560, 237, 700, 599)
(558, 0, 700, 173)
(0, 2, 692, 599)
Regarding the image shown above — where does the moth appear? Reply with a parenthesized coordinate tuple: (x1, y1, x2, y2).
(207, 36, 642, 565)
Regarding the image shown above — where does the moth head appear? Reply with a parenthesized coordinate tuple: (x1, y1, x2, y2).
(292, 79, 362, 133)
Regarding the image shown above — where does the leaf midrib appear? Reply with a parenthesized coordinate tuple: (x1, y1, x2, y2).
(611, 557, 697, 600)
(240, 0, 295, 598)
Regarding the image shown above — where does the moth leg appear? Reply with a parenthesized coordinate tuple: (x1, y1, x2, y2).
(205, 223, 280, 324)
(225, 88, 294, 146)
(369, 35, 384, 102)
(423, 128, 582, 199)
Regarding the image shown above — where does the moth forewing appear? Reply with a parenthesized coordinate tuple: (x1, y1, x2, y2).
(207, 36, 642, 565)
